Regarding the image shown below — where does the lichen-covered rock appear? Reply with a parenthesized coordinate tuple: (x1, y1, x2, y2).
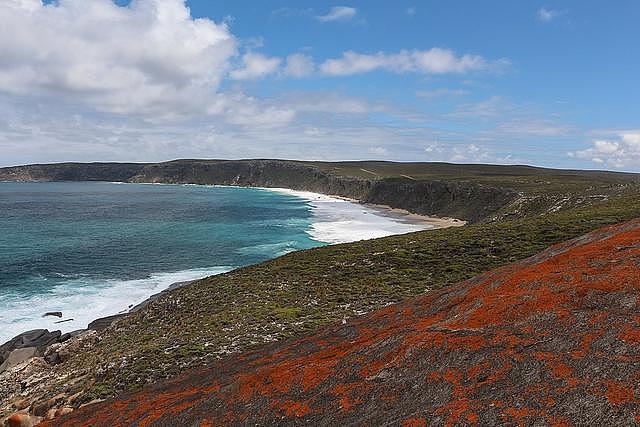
(47, 219, 640, 426)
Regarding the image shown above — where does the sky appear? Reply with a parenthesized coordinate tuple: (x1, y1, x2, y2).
(0, 0, 639, 170)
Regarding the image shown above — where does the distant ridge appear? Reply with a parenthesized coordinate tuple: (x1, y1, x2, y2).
(2, 159, 639, 222)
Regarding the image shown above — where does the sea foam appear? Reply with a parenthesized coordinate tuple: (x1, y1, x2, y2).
(266, 188, 431, 244)
(1, 184, 433, 344)
(0, 266, 231, 343)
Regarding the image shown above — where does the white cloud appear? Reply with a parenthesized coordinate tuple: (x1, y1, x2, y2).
(230, 52, 282, 80)
(537, 7, 561, 23)
(283, 92, 381, 115)
(316, 6, 357, 22)
(283, 54, 315, 77)
(569, 132, 640, 168)
(495, 120, 572, 137)
(320, 48, 506, 76)
(0, 1, 560, 169)
(0, 0, 236, 118)
(424, 142, 492, 163)
(450, 96, 514, 119)
(369, 146, 388, 156)
(406, 7, 417, 17)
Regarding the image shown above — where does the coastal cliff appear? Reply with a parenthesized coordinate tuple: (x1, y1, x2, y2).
(2, 161, 640, 424)
(4, 159, 636, 223)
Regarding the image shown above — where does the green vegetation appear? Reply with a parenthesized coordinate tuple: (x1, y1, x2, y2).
(301, 160, 639, 192)
(3, 160, 640, 407)
(53, 189, 640, 402)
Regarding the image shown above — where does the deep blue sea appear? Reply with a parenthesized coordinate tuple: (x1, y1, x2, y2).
(0, 182, 427, 343)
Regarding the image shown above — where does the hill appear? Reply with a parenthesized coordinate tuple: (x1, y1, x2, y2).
(2, 160, 640, 424)
(2, 159, 639, 222)
(47, 218, 640, 426)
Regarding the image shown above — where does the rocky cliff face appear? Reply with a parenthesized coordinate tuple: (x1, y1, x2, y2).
(0, 160, 518, 222)
(46, 219, 640, 426)
(0, 162, 144, 182)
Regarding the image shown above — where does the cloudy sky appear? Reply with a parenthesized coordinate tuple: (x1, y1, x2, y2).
(0, 0, 638, 170)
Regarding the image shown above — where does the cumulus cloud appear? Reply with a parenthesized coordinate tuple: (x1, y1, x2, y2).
(230, 52, 282, 80)
(0, 1, 531, 167)
(320, 48, 506, 76)
(537, 7, 561, 23)
(425, 142, 492, 163)
(283, 54, 315, 77)
(569, 132, 640, 168)
(316, 6, 357, 22)
(0, 0, 236, 117)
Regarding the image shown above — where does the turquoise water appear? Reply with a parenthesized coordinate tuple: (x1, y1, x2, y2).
(0, 182, 323, 342)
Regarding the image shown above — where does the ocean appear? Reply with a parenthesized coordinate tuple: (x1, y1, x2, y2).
(0, 182, 428, 343)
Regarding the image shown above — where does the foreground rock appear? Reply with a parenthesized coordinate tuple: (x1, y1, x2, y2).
(48, 219, 640, 426)
(0, 348, 37, 372)
(0, 330, 60, 371)
(0, 330, 99, 426)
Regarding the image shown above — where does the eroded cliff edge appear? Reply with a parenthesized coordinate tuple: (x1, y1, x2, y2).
(0, 160, 518, 222)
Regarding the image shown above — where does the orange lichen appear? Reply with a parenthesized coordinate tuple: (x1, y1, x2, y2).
(46, 220, 640, 426)
(275, 399, 312, 417)
(606, 381, 635, 405)
(619, 324, 640, 344)
(402, 418, 427, 427)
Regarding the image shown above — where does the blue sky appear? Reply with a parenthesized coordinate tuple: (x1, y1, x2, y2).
(1, 0, 639, 170)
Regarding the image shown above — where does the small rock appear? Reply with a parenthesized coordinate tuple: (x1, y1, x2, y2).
(44, 343, 62, 365)
(45, 408, 57, 420)
(65, 391, 83, 405)
(42, 312, 63, 318)
(88, 314, 126, 331)
(5, 412, 41, 427)
(12, 399, 30, 410)
(31, 393, 65, 417)
(55, 407, 73, 417)
(79, 398, 105, 408)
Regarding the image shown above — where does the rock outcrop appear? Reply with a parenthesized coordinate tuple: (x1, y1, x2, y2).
(0, 330, 60, 372)
(47, 219, 640, 426)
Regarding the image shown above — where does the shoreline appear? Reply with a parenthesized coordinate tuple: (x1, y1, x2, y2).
(0, 181, 466, 346)
(260, 186, 466, 231)
(82, 187, 465, 334)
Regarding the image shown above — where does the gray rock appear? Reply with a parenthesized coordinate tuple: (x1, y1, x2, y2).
(59, 329, 86, 343)
(0, 329, 61, 365)
(42, 312, 63, 318)
(87, 314, 126, 331)
(0, 347, 37, 372)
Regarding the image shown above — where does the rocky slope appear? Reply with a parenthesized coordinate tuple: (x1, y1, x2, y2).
(3, 161, 640, 425)
(47, 218, 640, 426)
(4, 159, 638, 222)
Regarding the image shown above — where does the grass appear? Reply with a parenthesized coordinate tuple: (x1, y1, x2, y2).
(4, 160, 640, 407)
(45, 189, 640, 403)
